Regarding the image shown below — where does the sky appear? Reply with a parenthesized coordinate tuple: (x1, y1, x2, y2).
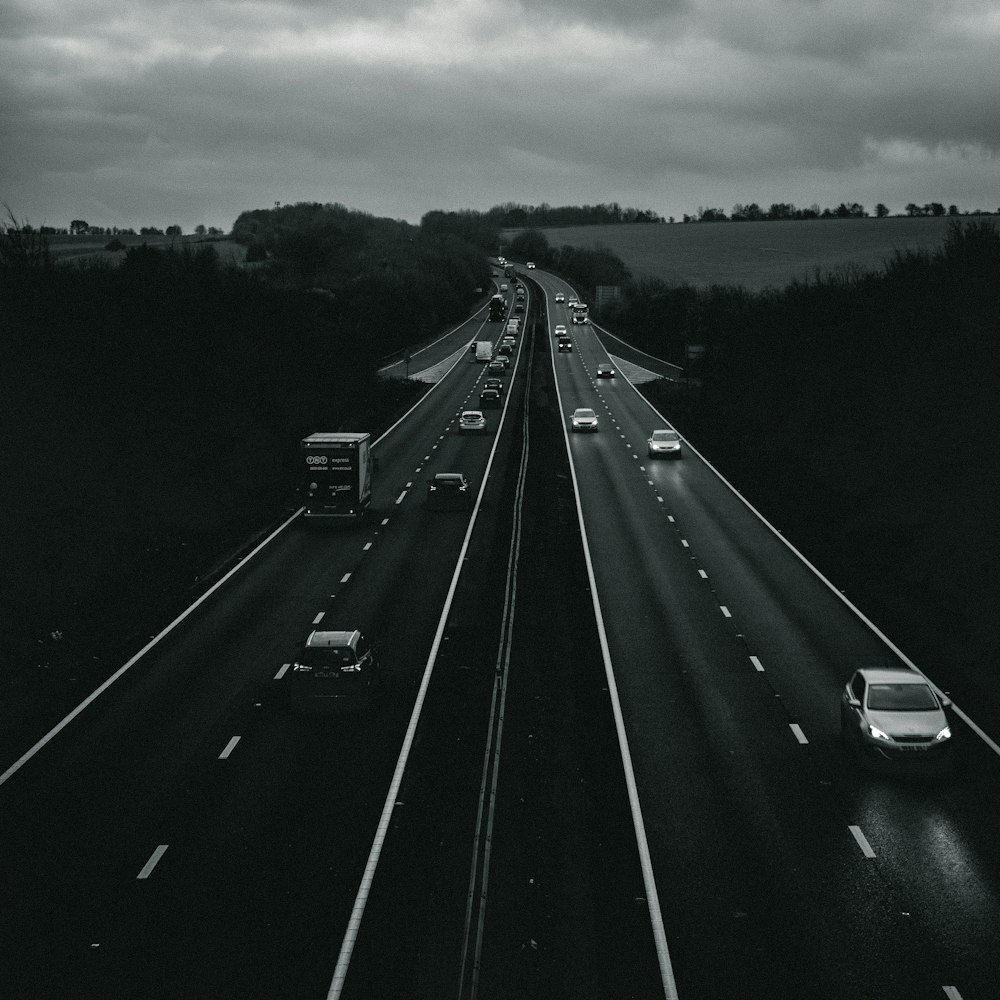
(2, 0, 998, 233)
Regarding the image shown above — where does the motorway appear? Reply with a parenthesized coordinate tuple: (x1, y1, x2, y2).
(2, 267, 999, 999)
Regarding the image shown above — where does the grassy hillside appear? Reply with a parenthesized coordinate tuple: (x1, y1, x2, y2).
(535, 216, 964, 290)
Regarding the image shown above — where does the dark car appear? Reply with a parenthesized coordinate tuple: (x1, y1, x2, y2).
(426, 472, 474, 511)
(484, 377, 504, 394)
(290, 629, 380, 713)
(557, 338, 573, 352)
(840, 667, 954, 770)
(480, 387, 501, 409)
(596, 363, 615, 379)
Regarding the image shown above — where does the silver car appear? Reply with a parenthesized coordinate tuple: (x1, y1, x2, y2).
(840, 667, 953, 769)
(459, 410, 487, 434)
(648, 429, 682, 459)
(571, 408, 599, 432)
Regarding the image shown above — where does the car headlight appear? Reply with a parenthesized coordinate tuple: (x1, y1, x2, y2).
(934, 726, 952, 741)
(868, 724, 892, 742)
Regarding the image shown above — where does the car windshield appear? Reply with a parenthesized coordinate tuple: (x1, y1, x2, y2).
(435, 475, 465, 486)
(867, 683, 938, 711)
(651, 431, 679, 442)
(575, 409, 595, 418)
(300, 647, 356, 668)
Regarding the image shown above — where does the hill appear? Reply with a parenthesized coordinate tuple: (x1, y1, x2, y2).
(532, 216, 965, 291)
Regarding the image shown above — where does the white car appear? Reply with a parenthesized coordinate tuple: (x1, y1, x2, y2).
(647, 429, 682, 458)
(553, 324, 567, 337)
(526, 261, 536, 269)
(571, 408, 599, 432)
(459, 410, 487, 434)
(554, 292, 565, 303)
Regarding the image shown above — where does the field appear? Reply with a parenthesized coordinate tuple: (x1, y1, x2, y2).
(533, 216, 971, 291)
(43, 233, 248, 267)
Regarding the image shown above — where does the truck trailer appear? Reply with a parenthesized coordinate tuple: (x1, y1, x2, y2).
(475, 340, 493, 362)
(301, 432, 372, 522)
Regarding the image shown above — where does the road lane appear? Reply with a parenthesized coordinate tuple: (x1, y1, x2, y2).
(534, 265, 1000, 1000)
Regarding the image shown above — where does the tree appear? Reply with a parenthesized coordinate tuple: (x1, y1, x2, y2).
(875, 203, 889, 218)
(166, 225, 183, 237)
(927, 203, 946, 217)
(948, 205, 960, 216)
(70, 219, 89, 235)
(195, 224, 207, 236)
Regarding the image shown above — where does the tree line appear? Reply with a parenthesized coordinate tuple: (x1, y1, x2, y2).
(683, 201, 998, 223)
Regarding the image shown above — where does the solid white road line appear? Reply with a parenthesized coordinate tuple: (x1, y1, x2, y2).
(137, 845, 168, 880)
(849, 825, 876, 858)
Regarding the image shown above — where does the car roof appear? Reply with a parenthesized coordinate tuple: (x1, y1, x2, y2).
(306, 629, 361, 649)
(434, 472, 466, 482)
(574, 408, 596, 415)
(598, 363, 612, 368)
(856, 667, 930, 686)
(462, 410, 484, 417)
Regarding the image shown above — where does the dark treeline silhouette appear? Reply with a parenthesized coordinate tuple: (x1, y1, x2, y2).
(684, 201, 998, 222)
(231, 201, 491, 356)
(486, 202, 665, 227)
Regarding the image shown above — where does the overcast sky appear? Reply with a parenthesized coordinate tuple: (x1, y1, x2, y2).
(2, 0, 998, 232)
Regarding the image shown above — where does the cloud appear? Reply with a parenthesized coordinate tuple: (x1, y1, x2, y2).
(2, 0, 998, 229)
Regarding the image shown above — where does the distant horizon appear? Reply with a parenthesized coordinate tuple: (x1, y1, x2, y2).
(19, 200, 1000, 239)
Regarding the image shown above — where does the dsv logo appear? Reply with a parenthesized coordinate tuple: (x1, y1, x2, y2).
(305, 455, 328, 465)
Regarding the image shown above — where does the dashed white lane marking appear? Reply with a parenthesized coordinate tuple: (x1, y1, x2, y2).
(406, 481, 413, 488)
(395, 491, 406, 504)
(312, 612, 324, 624)
(363, 542, 372, 551)
(667, 515, 675, 522)
(219, 736, 241, 759)
(137, 845, 168, 880)
(656, 496, 664, 503)
(720, 606, 732, 618)
(341, 573, 351, 584)
(381, 518, 389, 526)
(943, 987, 965, 999)
(849, 825, 876, 858)
(789, 724, 808, 745)
(274, 663, 290, 680)
(681, 539, 689, 548)
(750, 656, 764, 672)
(698, 569, 708, 579)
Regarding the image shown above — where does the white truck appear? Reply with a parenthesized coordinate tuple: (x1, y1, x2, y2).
(475, 340, 493, 362)
(301, 432, 372, 522)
